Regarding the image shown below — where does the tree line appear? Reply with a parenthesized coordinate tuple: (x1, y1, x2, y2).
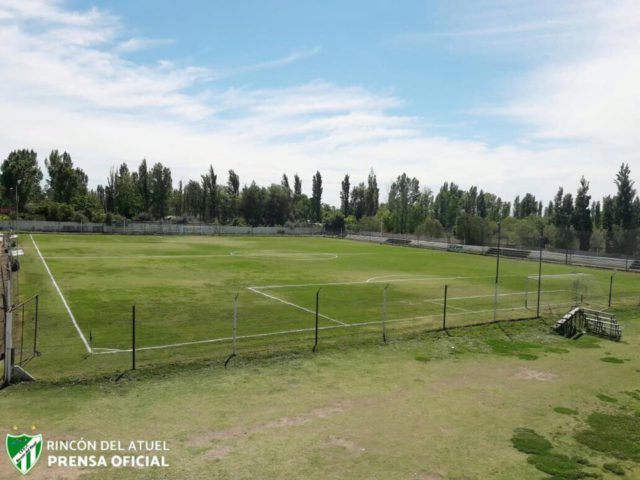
(0, 149, 376, 229)
(365, 164, 638, 256)
(0, 148, 638, 255)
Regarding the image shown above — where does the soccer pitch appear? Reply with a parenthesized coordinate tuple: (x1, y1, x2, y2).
(20, 233, 640, 372)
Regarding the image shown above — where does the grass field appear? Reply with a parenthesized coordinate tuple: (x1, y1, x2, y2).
(9, 233, 640, 379)
(1, 234, 640, 479)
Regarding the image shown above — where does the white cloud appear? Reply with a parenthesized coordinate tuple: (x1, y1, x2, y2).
(0, 0, 637, 206)
(235, 47, 321, 73)
(493, 1, 640, 150)
(115, 37, 175, 53)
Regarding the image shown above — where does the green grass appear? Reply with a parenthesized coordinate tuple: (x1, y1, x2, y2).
(603, 463, 626, 476)
(600, 357, 625, 364)
(554, 406, 579, 415)
(575, 412, 640, 462)
(13, 233, 640, 380)
(1, 234, 639, 478)
(596, 394, 619, 404)
(512, 428, 552, 454)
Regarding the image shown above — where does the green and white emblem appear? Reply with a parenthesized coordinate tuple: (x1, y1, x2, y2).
(6, 434, 43, 475)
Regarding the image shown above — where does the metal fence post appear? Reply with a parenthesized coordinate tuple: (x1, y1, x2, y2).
(131, 304, 136, 371)
(608, 274, 614, 308)
(536, 224, 543, 318)
(443, 284, 448, 330)
(382, 284, 388, 343)
(32, 295, 39, 357)
(493, 222, 501, 322)
(313, 288, 321, 352)
(225, 293, 239, 367)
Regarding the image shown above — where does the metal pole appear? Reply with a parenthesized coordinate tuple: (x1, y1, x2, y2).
(536, 224, 543, 317)
(232, 293, 238, 356)
(131, 304, 136, 370)
(443, 284, 448, 330)
(524, 276, 529, 309)
(33, 295, 39, 356)
(313, 289, 320, 352)
(3, 265, 13, 384)
(382, 284, 388, 343)
(19, 304, 24, 365)
(608, 274, 613, 308)
(493, 222, 501, 322)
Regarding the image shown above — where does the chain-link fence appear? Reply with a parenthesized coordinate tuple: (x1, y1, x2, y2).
(79, 269, 640, 372)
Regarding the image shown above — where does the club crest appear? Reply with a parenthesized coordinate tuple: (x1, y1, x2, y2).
(6, 434, 43, 475)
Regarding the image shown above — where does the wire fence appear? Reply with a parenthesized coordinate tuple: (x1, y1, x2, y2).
(75, 270, 639, 372)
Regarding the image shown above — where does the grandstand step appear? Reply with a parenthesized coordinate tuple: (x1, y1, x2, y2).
(485, 247, 530, 259)
(384, 238, 411, 246)
(629, 260, 640, 271)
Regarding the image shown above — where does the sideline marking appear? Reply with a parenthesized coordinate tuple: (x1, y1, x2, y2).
(247, 287, 347, 325)
(30, 235, 92, 354)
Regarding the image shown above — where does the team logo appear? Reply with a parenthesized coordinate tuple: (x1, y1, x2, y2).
(6, 434, 43, 475)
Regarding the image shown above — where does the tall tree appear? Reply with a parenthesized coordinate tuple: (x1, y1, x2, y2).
(477, 190, 487, 218)
(293, 174, 302, 196)
(311, 171, 322, 221)
(350, 183, 366, 220)
(106, 163, 140, 218)
(264, 184, 290, 226)
(614, 163, 636, 229)
(591, 201, 602, 229)
(513, 195, 521, 218)
(340, 174, 350, 216)
(281, 174, 291, 193)
(518, 193, 538, 218)
(136, 159, 151, 213)
(227, 170, 240, 196)
(150, 162, 172, 219)
(0, 149, 43, 211)
(45, 150, 88, 204)
(200, 165, 217, 222)
(463, 186, 478, 215)
(240, 181, 265, 226)
(572, 177, 592, 250)
(184, 180, 203, 218)
(365, 169, 379, 216)
(388, 173, 420, 233)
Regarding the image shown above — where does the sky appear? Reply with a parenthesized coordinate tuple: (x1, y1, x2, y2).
(0, 0, 638, 206)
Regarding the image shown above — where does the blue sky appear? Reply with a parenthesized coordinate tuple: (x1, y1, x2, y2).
(0, 0, 638, 205)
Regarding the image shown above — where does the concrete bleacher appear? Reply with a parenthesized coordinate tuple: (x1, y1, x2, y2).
(485, 247, 530, 259)
(384, 238, 411, 246)
(629, 260, 640, 272)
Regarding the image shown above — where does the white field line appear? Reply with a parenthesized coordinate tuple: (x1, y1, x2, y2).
(247, 287, 346, 326)
(423, 289, 568, 303)
(249, 273, 526, 290)
(424, 300, 470, 312)
(44, 251, 366, 261)
(30, 235, 92, 354)
(526, 273, 590, 279)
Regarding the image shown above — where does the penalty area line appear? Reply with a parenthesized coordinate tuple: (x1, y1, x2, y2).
(247, 287, 347, 325)
(30, 235, 92, 354)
